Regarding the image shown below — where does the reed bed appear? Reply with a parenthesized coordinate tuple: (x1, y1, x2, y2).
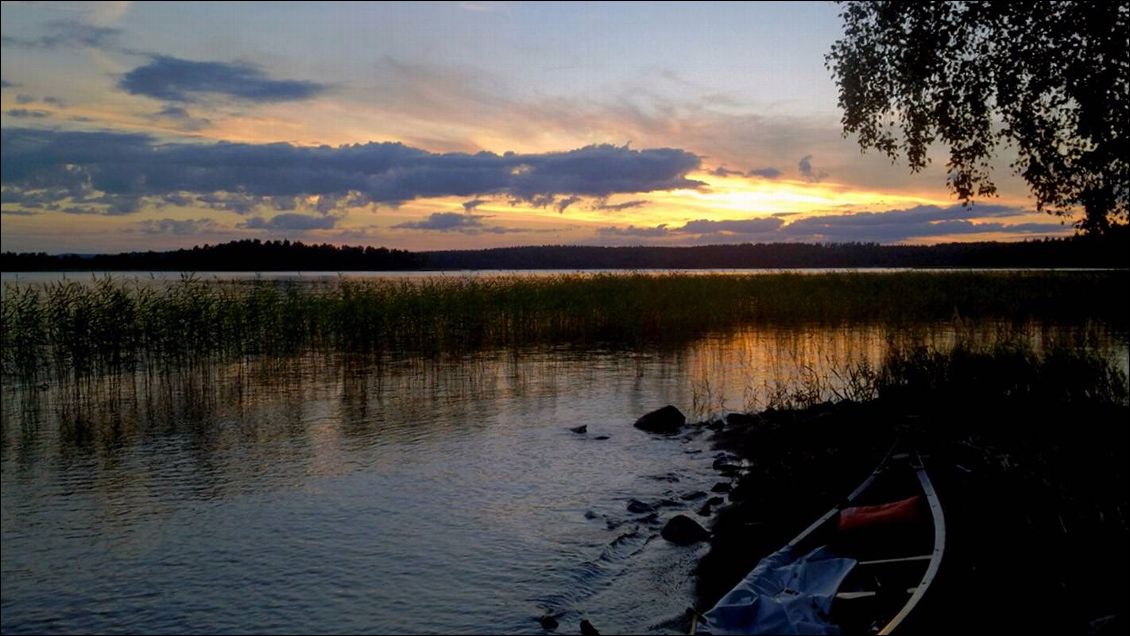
(2, 271, 1126, 382)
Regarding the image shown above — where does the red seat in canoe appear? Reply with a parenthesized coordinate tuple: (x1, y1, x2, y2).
(837, 495, 921, 532)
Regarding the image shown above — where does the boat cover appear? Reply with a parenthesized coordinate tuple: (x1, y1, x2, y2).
(700, 545, 857, 635)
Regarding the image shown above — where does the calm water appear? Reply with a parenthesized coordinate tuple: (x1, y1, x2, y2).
(2, 312, 1126, 633)
(1, 267, 1099, 286)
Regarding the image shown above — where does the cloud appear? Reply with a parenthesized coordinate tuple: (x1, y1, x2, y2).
(462, 197, 488, 211)
(148, 105, 211, 131)
(1, 20, 121, 50)
(555, 195, 582, 213)
(60, 194, 143, 215)
(0, 79, 16, 88)
(798, 155, 828, 182)
(43, 96, 67, 108)
(677, 217, 786, 236)
(593, 205, 1068, 245)
(139, 217, 221, 235)
(1, 128, 704, 213)
(747, 167, 782, 179)
(392, 212, 518, 234)
(241, 213, 339, 231)
(5, 109, 51, 118)
(15, 94, 34, 104)
(119, 56, 327, 103)
(597, 224, 671, 238)
(2, 188, 60, 209)
(594, 198, 648, 211)
(775, 204, 1052, 243)
(710, 166, 745, 177)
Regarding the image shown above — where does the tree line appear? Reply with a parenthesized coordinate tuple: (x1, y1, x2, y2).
(2, 231, 1127, 272)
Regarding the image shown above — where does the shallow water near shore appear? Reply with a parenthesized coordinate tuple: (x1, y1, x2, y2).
(2, 322, 1126, 634)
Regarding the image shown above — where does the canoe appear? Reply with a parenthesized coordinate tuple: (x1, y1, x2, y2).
(693, 448, 945, 635)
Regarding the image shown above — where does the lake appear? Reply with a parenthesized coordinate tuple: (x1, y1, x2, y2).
(2, 272, 1126, 634)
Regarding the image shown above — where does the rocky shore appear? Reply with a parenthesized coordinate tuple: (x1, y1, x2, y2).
(684, 396, 1128, 634)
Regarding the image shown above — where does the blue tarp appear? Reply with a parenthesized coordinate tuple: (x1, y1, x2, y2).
(701, 545, 857, 635)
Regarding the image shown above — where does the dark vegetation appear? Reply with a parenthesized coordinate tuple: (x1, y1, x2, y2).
(2, 228, 1128, 271)
(695, 343, 1129, 634)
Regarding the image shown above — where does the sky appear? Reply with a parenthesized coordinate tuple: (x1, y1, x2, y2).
(0, 1, 1077, 254)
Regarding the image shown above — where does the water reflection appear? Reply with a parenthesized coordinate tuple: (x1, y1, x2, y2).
(1, 322, 1125, 634)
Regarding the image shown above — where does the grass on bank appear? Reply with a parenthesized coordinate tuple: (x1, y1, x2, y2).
(2, 271, 1126, 381)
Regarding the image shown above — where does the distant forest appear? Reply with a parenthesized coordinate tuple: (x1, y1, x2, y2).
(2, 230, 1128, 272)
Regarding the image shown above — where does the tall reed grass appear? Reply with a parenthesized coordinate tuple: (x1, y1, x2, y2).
(2, 271, 1126, 382)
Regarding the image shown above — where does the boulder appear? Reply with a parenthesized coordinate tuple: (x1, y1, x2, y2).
(633, 405, 686, 434)
(537, 614, 559, 630)
(569, 425, 588, 434)
(661, 514, 711, 545)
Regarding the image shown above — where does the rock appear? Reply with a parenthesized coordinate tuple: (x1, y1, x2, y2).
(725, 412, 761, 428)
(537, 614, 559, 630)
(569, 425, 588, 434)
(633, 405, 686, 434)
(580, 619, 600, 636)
(592, 435, 610, 441)
(711, 482, 732, 493)
(681, 490, 708, 501)
(627, 499, 655, 514)
(699, 495, 727, 516)
(661, 514, 711, 545)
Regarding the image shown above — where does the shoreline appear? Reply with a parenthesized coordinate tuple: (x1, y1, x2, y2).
(687, 397, 1129, 634)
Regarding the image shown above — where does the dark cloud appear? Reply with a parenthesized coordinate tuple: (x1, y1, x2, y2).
(1, 128, 703, 212)
(677, 217, 786, 236)
(710, 166, 744, 177)
(798, 155, 828, 182)
(140, 218, 222, 235)
(149, 105, 211, 131)
(241, 213, 339, 231)
(0, 79, 15, 88)
(775, 204, 1050, 243)
(1, 20, 121, 50)
(594, 199, 648, 211)
(120, 56, 327, 103)
(2, 188, 59, 208)
(747, 167, 782, 179)
(5, 109, 51, 118)
(526, 193, 557, 208)
(43, 96, 67, 108)
(15, 94, 34, 104)
(594, 205, 1067, 245)
(462, 198, 488, 211)
(555, 195, 581, 213)
(392, 212, 518, 234)
(597, 224, 671, 237)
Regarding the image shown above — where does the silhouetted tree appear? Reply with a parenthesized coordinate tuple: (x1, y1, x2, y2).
(827, 1, 1129, 233)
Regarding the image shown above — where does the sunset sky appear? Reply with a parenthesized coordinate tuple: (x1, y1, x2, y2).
(1, 1, 1077, 254)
